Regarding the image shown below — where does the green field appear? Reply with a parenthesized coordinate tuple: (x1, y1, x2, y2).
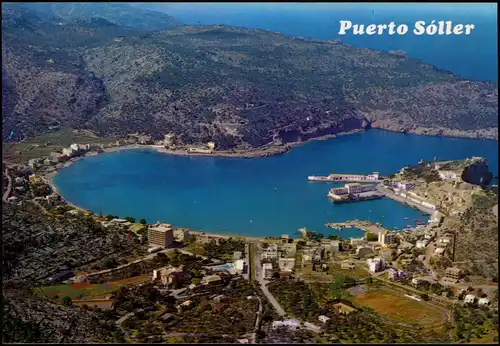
(3, 128, 116, 163)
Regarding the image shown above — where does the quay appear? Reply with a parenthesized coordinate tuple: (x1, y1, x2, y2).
(308, 172, 383, 183)
(325, 220, 387, 235)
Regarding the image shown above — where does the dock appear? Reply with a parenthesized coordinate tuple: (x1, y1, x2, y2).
(325, 220, 388, 235)
(308, 172, 384, 183)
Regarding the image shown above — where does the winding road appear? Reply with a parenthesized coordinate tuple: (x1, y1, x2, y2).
(3, 167, 12, 202)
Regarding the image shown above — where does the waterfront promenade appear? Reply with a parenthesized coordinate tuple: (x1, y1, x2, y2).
(376, 184, 435, 214)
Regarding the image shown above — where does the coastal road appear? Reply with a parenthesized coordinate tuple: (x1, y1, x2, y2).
(376, 184, 435, 214)
(3, 167, 12, 202)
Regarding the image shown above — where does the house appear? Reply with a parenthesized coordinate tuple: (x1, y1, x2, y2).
(367, 257, 384, 273)
(412, 278, 422, 287)
(350, 237, 367, 246)
(378, 230, 396, 245)
(356, 245, 374, 258)
(439, 170, 458, 181)
(272, 320, 301, 330)
(202, 275, 222, 285)
(428, 211, 443, 224)
(213, 295, 226, 303)
(278, 258, 295, 271)
(444, 267, 462, 282)
(233, 251, 243, 260)
(416, 239, 428, 248)
(341, 260, 355, 270)
(433, 248, 445, 257)
(263, 263, 274, 279)
(478, 298, 490, 306)
(332, 301, 358, 315)
(398, 241, 414, 252)
(152, 266, 185, 287)
(176, 300, 193, 312)
(70, 143, 80, 151)
(173, 228, 190, 242)
(234, 259, 245, 273)
(417, 254, 426, 262)
(464, 294, 476, 304)
(261, 244, 279, 259)
(281, 234, 289, 244)
(330, 240, 342, 253)
(318, 315, 331, 323)
(280, 243, 297, 257)
(437, 236, 452, 247)
(313, 247, 325, 263)
(388, 268, 400, 281)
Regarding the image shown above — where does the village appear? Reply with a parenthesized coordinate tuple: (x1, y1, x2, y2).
(3, 149, 498, 343)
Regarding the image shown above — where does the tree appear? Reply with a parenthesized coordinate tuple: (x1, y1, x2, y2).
(139, 218, 147, 225)
(327, 235, 340, 240)
(124, 216, 136, 223)
(61, 296, 72, 307)
(191, 278, 201, 285)
(420, 293, 430, 301)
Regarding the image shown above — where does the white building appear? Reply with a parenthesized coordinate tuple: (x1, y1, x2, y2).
(330, 240, 342, 253)
(412, 278, 422, 287)
(62, 147, 75, 156)
(70, 143, 80, 151)
(433, 248, 445, 257)
(428, 211, 443, 224)
(464, 294, 476, 304)
(262, 244, 279, 259)
(378, 231, 396, 245)
(437, 237, 452, 247)
(263, 263, 274, 279)
(478, 298, 490, 306)
(272, 320, 300, 330)
(439, 170, 458, 181)
(278, 258, 295, 271)
(416, 239, 429, 249)
(318, 315, 331, 323)
(367, 257, 384, 273)
(234, 259, 245, 272)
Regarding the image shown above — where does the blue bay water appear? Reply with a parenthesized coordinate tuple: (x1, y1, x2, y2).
(54, 130, 498, 239)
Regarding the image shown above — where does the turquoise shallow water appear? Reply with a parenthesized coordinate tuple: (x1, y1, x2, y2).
(53, 130, 498, 239)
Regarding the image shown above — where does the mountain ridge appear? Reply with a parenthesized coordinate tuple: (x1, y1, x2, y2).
(2, 9, 498, 148)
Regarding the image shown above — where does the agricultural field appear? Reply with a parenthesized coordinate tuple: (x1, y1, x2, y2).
(36, 275, 150, 301)
(353, 288, 446, 327)
(3, 128, 115, 163)
(300, 262, 370, 282)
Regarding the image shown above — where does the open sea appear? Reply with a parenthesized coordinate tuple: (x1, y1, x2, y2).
(54, 4, 498, 239)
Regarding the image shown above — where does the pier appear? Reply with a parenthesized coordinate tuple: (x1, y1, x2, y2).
(308, 172, 383, 183)
(325, 220, 388, 235)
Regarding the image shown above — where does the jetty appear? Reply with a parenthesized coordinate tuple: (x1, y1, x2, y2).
(325, 220, 388, 235)
(308, 172, 383, 183)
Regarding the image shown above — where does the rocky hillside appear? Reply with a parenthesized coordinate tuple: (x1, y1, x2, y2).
(2, 7, 498, 148)
(2, 2, 182, 31)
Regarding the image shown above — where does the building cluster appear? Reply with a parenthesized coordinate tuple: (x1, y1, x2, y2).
(328, 172, 380, 181)
(329, 183, 377, 197)
(367, 257, 385, 273)
(187, 141, 216, 154)
(388, 181, 415, 190)
(28, 143, 101, 170)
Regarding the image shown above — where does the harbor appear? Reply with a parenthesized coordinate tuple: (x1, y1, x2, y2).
(308, 172, 383, 183)
(327, 183, 384, 203)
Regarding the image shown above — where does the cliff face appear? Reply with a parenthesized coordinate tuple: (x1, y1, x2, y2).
(461, 158, 494, 186)
(2, 7, 498, 148)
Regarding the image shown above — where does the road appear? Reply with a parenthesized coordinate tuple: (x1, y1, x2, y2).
(3, 167, 12, 202)
(252, 243, 322, 333)
(376, 184, 435, 214)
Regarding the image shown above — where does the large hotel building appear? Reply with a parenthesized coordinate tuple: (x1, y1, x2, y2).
(148, 224, 174, 248)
